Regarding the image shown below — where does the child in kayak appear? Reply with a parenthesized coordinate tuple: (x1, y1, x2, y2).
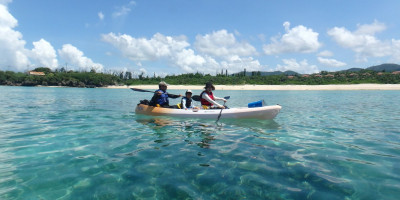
(149, 81, 181, 108)
(200, 82, 227, 109)
(180, 89, 199, 110)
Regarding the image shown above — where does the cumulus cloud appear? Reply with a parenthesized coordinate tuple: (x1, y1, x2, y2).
(102, 32, 217, 73)
(0, 3, 29, 70)
(275, 59, 319, 74)
(102, 31, 263, 74)
(172, 48, 207, 72)
(102, 32, 190, 60)
(392, 39, 400, 62)
(0, 3, 62, 71)
(58, 44, 103, 72)
(194, 29, 257, 57)
(30, 39, 58, 69)
(263, 22, 322, 55)
(354, 21, 386, 35)
(327, 20, 397, 62)
(317, 57, 346, 68)
(220, 56, 262, 73)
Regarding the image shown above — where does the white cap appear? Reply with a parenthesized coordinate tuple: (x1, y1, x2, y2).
(186, 89, 192, 93)
(159, 81, 169, 86)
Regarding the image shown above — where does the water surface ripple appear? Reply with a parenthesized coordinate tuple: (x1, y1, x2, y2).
(1, 86, 399, 199)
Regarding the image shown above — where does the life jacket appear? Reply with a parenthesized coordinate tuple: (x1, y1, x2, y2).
(155, 89, 169, 106)
(200, 90, 214, 106)
(181, 97, 192, 109)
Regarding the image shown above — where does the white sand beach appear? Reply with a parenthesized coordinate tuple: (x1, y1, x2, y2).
(106, 84, 400, 90)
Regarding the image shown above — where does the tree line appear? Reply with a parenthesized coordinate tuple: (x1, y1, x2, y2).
(1, 67, 400, 87)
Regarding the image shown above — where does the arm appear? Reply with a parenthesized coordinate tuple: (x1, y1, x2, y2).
(149, 93, 158, 106)
(202, 93, 222, 107)
(213, 96, 226, 101)
(182, 98, 187, 109)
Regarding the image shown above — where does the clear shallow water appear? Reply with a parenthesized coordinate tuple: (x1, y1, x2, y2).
(1, 86, 400, 200)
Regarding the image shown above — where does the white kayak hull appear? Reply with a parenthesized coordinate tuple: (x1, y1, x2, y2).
(135, 104, 281, 120)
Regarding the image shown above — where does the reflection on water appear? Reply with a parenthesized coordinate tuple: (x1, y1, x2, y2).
(135, 115, 282, 150)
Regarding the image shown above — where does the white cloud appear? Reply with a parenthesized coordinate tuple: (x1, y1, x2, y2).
(58, 44, 103, 72)
(0, 0, 12, 6)
(318, 50, 333, 57)
(98, 12, 104, 20)
(221, 56, 262, 73)
(327, 21, 396, 62)
(0, 3, 29, 71)
(391, 39, 400, 62)
(275, 59, 319, 74)
(31, 39, 58, 69)
(102, 31, 263, 74)
(317, 57, 346, 68)
(102, 32, 190, 60)
(102, 32, 219, 73)
(113, 1, 136, 18)
(172, 49, 207, 72)
(264, 21, 322, 55)
(194, 29, 257, 57)
(355, 20, 386, 35)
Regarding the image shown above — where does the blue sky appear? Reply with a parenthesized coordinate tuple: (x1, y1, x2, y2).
(1, 0, 400, 76)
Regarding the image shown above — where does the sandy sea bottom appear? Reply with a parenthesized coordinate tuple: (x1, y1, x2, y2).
(1, 86, 400, 199)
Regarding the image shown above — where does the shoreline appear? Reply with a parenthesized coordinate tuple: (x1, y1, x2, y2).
(106, 84, 400, 90)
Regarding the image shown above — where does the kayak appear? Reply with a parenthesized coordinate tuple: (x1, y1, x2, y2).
(135, 104, 282, 120)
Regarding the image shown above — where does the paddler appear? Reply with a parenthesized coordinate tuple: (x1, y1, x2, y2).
(180, 89, 199, 110)
(200, 82, 227, 109)
(149, 81, 181, 108)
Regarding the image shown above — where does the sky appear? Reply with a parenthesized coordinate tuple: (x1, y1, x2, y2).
(1, 0, 400, 76)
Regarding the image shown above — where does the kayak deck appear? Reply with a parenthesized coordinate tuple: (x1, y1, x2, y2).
(135, 104, 281, 120)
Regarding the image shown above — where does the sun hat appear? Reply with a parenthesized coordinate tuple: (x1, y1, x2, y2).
(204, 82, 215, 90)
(186, 89, 192, 94)
(159, 81, 169, 86)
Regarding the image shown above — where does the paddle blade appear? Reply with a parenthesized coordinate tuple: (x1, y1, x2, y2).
(192, 95, 201, 101)
(130, 88, 154, 93)
(224, 96, 230, 100)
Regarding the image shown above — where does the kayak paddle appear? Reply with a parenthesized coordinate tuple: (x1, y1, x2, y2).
(216, 96, 231, 122)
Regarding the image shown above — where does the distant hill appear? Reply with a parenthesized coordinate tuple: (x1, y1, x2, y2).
(366, 63, 400, 72)
(240, 63, 400, 76)
(340, 68, 364, 72)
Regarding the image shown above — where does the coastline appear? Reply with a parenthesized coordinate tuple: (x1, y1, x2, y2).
(106, 84, 400, 90)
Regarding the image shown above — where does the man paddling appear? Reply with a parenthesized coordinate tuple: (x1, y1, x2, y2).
(200, 82, 227, 109)
(149, 81, 181, 108)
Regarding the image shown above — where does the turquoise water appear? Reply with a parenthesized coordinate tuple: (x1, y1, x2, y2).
(1, 86, 400, 200)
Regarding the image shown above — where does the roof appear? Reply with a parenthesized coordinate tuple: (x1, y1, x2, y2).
(28, 71, 45, 76)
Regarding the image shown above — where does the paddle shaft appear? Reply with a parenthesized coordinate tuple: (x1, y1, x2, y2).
(216, 96, 230, 122)
(130, 88, 201, 101)
(216, 101, 226, 122)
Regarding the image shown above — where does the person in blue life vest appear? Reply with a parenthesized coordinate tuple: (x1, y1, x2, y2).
(200, 82, 227, 109)
(181, 89, 199, 110)
(149, 81, 181, 107)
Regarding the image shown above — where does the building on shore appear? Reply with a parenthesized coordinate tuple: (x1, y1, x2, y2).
(28, 71, 45, 76)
